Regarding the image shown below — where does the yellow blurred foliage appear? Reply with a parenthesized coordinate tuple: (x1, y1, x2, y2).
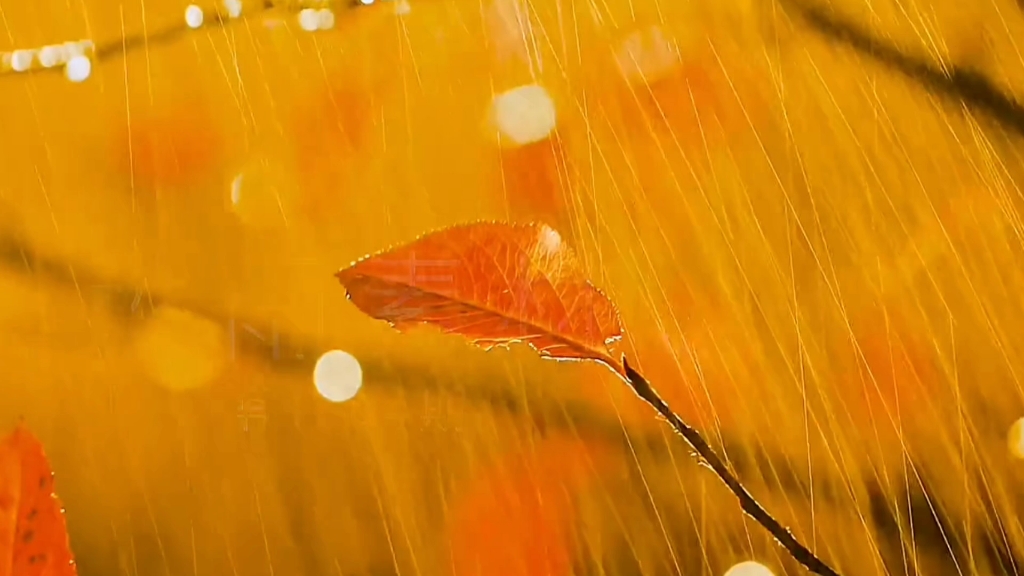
(3, 0, 1024, 574)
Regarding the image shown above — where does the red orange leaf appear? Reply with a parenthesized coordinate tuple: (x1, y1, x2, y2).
(0, 425, 77, 576)
(339, 224, 842, 576)
(335, 222, 623, 369)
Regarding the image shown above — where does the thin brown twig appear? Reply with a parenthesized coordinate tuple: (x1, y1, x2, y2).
(620, 356, 842, 576)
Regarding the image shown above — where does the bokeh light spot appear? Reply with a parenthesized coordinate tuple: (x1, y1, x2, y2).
(224, 0, 243, 18)
(185, 5, 204, 28)
(615, 26, 681, 85)
(298, 8, 319, 31)
(39, 45, 65, 68)
(316, 9, 336, 30)
(490, 84, 557, 146)
(134, 306, 226, 392)
(1008, 417, 1024, 459)
(11, 50, 33, 72)
(314, 350, 363, 403)
(724, 561, 775, 576)
(64, 55, 91, 82)
(229, 156, 295, 228)
(539, 226, 561, 254)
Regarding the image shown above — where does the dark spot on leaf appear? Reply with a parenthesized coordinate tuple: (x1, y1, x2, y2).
(38, 475, 47, 489)
(21, 529, 34, 543)
(26, 507, 37, 521)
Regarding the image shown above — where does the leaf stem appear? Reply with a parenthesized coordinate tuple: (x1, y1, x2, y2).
(620, 356, 841, 576)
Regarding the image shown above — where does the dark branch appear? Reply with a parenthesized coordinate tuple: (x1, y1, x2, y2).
(621, 356, 842, 576)
(781, 0, 1024, 138)
(0, 0, 369, 82)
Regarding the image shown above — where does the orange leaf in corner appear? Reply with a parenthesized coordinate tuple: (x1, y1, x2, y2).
(335, 222, 623, 369)
(0, 425, 77, 576)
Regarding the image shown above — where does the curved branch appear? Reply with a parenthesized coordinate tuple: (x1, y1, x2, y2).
(620, 356, 842, 576)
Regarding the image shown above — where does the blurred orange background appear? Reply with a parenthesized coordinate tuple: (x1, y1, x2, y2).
(4, 0, 1024, 574)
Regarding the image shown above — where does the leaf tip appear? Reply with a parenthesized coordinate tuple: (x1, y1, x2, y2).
(334, 267, 359, 293)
